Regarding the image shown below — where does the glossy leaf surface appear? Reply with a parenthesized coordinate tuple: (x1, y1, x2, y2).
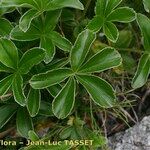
(71, 29, 96, 71)
(0, 74, 13, 96)
(52, 78, 76, 119)
(0, 38, 18, 69)
(79, 47, 122, 73)
(0, 105, 17, 129)
(137, 13, 150, 51)
(17, 108, 33, 138)
(30, 68, 73, 89)
(19, 47, 45, 74)
(132, 53, 150, 89)
(76, 75, 116, 108)
(12, 73, 26, 106)
(27, 88, 41, 117)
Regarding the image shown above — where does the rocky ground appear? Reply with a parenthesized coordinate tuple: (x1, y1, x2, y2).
(108, 116, 150, 150)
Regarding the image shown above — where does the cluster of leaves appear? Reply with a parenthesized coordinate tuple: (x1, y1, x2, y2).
(0, 0, 150, 149)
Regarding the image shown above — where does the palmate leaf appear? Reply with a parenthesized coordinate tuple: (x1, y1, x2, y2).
(0, 105, 17, 129)
(132, 53, 150, 89)
(17, 108, 33, 138)
(76, 75, 116, 108)
(27, 88, 41, 117)
(19, 47, 45, 74)
(0, 18, 13, 37)
(1, 0, 83, 31)
(71, 29, 96, 71)
(79, 47, 122, 73)
(0, 38, 18, 69)
(19, 9, 61, 32)
(12, 73, 26, 106)
(88, 0, 135, 43)
(52, 77, 76, 119)
(11, 10, 72, 63)
(137, 13, 150, 52)
(30, 68, 73, 89)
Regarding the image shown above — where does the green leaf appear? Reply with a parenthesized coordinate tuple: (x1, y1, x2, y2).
(76, 75, 116, 108)
(0, 75, 13, 96)
(87, 16, 104, 32)
(107, 7, 136, 23)
(28, 130, 39, 141)
(132, 53, 150, 89)
(104, 22, 119, 42)
(49, 31, 72, 52)
(79, 47, 122, 73)
(105, 0, 122, 16)
(44, 10, 62, 31)
(30, 68, 73, 89)
(39, 101, 53, 116)
(0, 7, 15, 16)
(10, 25, 40, 41)
(0, 38, 18, 69)
(17, 108, 33, 138)
(19, 47, 45, 74)
(71, 29, 96, 71)
(95, 0, 107, 16)
(0, 62, 14, 73)
(47, 84, 62, 97)
(40, 37, 55, 64)
(12, 73, 26, 106)
(0, 0, 35, 7)
(46, 0, 84, 11)
(143, 0, 150, 12)
(0, 18, 13, 37)
(19, 9, 40, 32)
(52, 77, 76, 119)
(84, 128, 106, 148)
(1, 0, 84, 12)
(45, 58, 69, 70)
(27, 88, 41, 117)
(111, 30, 133, 48)
(59, 126, 74, 139)
(0, 105, 17, 129)
(137, 13, 150, 51)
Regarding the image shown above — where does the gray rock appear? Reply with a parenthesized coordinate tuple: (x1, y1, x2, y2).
(108, 116, 150, 150)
